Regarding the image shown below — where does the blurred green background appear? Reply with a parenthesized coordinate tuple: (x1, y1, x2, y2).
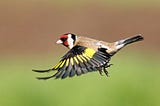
(0, 0, 160, 106)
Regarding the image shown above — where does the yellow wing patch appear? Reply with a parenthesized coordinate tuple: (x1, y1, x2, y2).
(60, 60, 66, 68)
(79, 55, 87, 62)
(77, 55, 83, 63)
(53, 48, 96, 70)
(70, 58, 74, 65)
(53, 61, 63, 69)
(82, 53, 91, 60)
(74, 57, 79, 64)
(66, 59, 69, 66)
(84, 48, 96, 58)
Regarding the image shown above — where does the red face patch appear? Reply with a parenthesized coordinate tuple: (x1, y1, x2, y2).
(59, 34, 68, 39)
(63, 41, 69, 47)
(58, 33, 69, 47)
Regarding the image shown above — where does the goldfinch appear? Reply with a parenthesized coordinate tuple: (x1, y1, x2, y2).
(33, 33, 143, 79)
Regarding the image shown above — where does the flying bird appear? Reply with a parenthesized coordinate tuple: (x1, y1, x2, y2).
(33, 33, 143, 79)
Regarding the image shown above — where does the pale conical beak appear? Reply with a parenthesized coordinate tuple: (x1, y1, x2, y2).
(56, 40, 63, 44)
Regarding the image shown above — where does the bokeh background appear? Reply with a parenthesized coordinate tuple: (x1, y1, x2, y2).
(0, 0, 160, 106)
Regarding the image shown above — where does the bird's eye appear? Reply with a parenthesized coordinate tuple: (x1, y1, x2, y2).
(61, 38, 67, 42)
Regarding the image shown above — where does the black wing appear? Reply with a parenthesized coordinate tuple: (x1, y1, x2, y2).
(32, 45, 112, 79)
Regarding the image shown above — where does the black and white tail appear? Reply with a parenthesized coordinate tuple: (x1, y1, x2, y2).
(116, 34, 144, 50)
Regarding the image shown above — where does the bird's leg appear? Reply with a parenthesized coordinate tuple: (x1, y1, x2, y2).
(103, 67, 109, 77)
(98, 64, 112, 76)
(103, 63, 112, 77)
(97, 67, 103, 76)
(99, 70, 103, 76)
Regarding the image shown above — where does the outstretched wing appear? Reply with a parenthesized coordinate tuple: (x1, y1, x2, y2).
(33, 45, 112, 79)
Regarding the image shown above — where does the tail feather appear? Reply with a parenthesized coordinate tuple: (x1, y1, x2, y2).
(117, 34, 144, 46)
(123, 34, 144, 45)
(114, 34, 143, 51)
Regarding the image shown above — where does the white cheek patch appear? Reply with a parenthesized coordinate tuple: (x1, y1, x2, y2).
(67, 35, 74, 49)
(68, 34, 72, 38)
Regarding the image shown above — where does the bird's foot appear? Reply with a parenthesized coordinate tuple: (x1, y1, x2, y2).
(103, 67, 109, 77)
(98, 67, 104, 76)
(98, 64, 112, 76)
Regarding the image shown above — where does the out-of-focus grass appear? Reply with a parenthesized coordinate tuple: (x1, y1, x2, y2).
(0, 51, 159, 106)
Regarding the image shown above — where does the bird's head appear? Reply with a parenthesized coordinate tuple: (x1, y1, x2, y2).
(56, 33, 77, 49)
